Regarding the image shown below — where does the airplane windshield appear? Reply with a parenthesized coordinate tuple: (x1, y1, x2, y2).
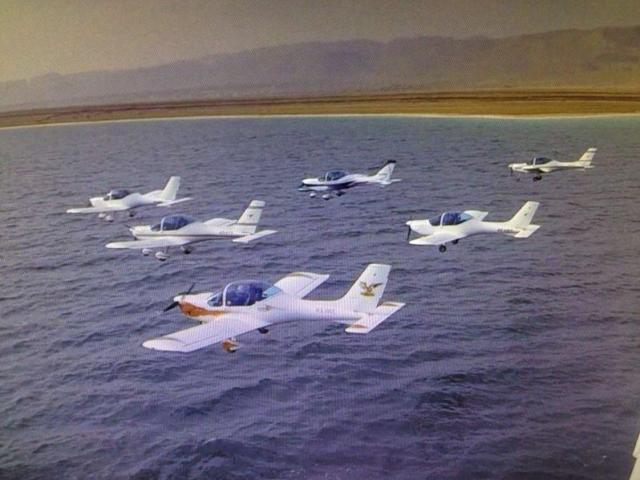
(222, 281, 281, 307)
(104, 189, 130, 200)
(432, 212, 473, 226)
(530, 157, 552, 166)
(324, 170, 347, 182)
(151, 214, 197, 232)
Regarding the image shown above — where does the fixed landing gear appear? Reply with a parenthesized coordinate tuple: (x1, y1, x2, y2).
(322, 194, 332, 201)
(533, 175, 543, 182)
(439, 244, 447, 253)
(155, 250, 169, 262)
(105, 214, 114, 223)
(128, 210, 136, 218)
(258, 327, 269, 334)
(142, 248, 153, 256)
(181, 245, 193, 255)
(452, 239, 459, 245)
(222, 338, 239, 353)
(309, 192, 317, 198)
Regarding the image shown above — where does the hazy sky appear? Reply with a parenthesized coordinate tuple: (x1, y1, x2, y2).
(2, 0, 640, 82)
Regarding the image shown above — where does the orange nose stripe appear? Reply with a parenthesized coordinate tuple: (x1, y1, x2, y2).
(179, 302, 225, 318)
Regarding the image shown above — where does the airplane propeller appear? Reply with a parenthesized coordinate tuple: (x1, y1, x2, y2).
(163, 283, 196, 312)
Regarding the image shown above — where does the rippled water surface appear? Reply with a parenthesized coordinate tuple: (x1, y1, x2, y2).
(1, 116, 639, 479)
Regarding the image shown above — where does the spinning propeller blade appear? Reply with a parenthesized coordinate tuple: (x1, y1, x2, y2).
(163, 283, 196, 312)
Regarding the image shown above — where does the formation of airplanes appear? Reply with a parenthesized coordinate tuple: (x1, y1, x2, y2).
(67, 146, 596, 353)
(105, 200, 276, 261)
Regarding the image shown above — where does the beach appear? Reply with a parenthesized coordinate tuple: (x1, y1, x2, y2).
(1, 90, 639, 128)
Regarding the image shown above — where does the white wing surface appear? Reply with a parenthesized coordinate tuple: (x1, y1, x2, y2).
(143, 315, 271, 352)
(274, 272, 331, 298)
(409, 231, 465, 246)
(67, 205, 128, 213)
(106, 237, 192, 250)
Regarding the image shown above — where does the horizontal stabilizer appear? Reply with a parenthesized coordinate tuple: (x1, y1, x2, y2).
(345, 301, 405, 334)
(157, 197, 192, 207)
(232, 229, 277, 244)
(512, 224, 540, 238)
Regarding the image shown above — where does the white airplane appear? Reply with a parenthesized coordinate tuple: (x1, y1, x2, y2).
(509, 147, 596, 181)
(406, 201, 540, 252)
(298, 160, 401, 200)
(631, 431, 640, 480)
(66, 176, 191, 221)
(144, 264, 405, 353)
(105, 200, 276, 261)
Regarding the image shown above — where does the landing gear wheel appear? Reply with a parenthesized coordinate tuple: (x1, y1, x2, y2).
(533, 175, 542, 182)
(452, 240, 459, 245)
(439, 245, 447, 253)
(155, 251, 169, 261)
(309, 192, 317, 198)
(181, 246, 193, 255)
(128, 211, 136, 218)
(222, 338, 239, 353)
(322, 194, 331, 201)
(258, 328, 269, 334)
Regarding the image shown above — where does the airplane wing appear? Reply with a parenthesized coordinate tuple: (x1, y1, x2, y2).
(106, 237, 192, 250)
(409, 231, 465, 246)
(274, 272, 331, 298)
(157, 197, 192, 207)
(67, 205, 128, 214)
(142, 315, 271, 352)
(345, 301, 405, 334)
(232, 230, 277, 244)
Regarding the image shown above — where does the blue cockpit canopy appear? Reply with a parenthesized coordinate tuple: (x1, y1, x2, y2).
(104, 189, 130, 200)
(150, 214, 197, 232)
(429, 212, 473, 226)
(207, 281, 281, 307)
(529, 156, 552, 166)
(324, 170, 347, 182)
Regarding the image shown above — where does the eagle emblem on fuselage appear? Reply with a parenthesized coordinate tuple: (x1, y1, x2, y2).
(360, 281, 383, 297)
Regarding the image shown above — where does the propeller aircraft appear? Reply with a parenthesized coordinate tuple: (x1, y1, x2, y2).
(105, 200, 276, 261)
(67, 176, 191, 221)
(145, 264, 405, 353)
(406, 201, 541, 252)
(509, 147, 596, 181)
(298, 160, 401, 200)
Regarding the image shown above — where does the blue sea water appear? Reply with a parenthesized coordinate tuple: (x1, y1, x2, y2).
(0, 115, 639, 480)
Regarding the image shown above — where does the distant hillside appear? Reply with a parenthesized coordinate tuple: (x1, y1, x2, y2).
(2, 25, 640, 111)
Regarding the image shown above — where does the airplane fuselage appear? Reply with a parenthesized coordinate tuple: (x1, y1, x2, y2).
(407, 219, 518, 239)
(176, 292, 361, 326)
(298, 173, 377, 192)
(508, 160, 592, 174)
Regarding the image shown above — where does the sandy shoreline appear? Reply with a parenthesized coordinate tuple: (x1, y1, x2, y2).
(2, 90, 640, 129)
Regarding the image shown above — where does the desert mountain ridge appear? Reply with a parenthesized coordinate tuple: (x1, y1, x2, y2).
(2, 25, 640, 112)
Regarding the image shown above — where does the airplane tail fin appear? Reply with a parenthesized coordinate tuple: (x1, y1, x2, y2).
(338, 264, 390, 313)
(159, 176, 181, 201)
(234, 200, 265, 234)
(373, 160, 398, 184)
(505, 201, 540, 238)
(577, 147, 597, 166)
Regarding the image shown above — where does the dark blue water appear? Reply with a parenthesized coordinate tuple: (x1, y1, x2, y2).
(1, 116, 639, 479)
